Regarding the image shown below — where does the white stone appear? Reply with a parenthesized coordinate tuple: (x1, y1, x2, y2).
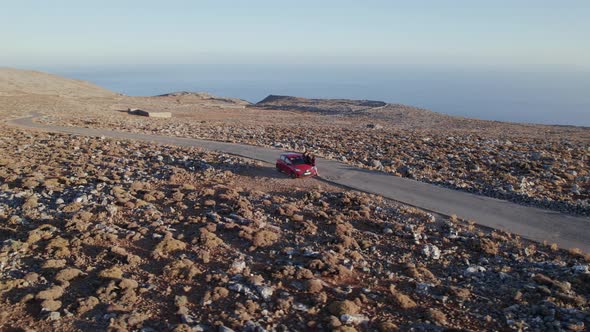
(340, 314, 369, 325)
(422, 244, 441, 260)
(465, 265, 487, 274)
(572, 264, 589, 274)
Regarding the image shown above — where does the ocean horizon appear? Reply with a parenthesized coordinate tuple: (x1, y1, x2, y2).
(38, 64, 590, 127)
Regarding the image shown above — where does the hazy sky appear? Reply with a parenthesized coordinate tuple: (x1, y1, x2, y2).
(2, 0, 590, 67)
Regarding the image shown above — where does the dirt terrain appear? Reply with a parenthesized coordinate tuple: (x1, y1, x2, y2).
(0, 68, 589, 331)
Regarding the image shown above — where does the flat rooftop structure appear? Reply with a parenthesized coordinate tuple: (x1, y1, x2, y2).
(128, 108, 172, 118)
(203, 103, 246, 109)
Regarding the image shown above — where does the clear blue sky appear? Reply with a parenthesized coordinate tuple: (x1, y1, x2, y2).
(2, 0, 589, 68)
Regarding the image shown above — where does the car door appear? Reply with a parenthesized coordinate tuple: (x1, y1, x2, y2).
(279, 155, 289, 172)
(282, 156, 292, 173)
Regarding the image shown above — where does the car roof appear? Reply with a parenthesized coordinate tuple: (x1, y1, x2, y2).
(282, 153, 303, 158)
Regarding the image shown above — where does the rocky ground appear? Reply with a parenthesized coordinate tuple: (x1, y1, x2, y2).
(42, 103, 590, 216)
(1, 126, 589, 332)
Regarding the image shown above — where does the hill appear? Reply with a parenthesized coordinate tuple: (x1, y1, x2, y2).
(156, 91, 250, 105)
(255, 95, 388, 114)
(254, 94, 460, 128)
(0, 67, 116, 98)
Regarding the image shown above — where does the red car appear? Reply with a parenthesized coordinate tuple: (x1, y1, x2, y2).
(276, 153, 317, 178)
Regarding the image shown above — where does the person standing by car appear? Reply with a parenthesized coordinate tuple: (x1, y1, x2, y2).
(309, 153, 319, 176)
(302, 149, 310, 164)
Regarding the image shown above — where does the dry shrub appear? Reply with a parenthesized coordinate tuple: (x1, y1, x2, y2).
(154, 236, 187, 255)
(252, 230, 279, 247)
(426, 308, 447, 325)
(327, 300, 360, 316)
(468, 237, 499, 256)
(199, 229, 224, 248)
(164, 259, 202, 281)
(568, 247, 583, 257)
(389, 285, 417, 309)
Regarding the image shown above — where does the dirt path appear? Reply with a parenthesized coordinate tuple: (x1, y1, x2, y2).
(8, 114, 590, 252)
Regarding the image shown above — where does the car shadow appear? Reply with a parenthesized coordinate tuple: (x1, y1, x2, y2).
(235, 164, 293, 179)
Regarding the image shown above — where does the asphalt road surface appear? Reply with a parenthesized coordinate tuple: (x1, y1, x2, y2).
(8, 114, 590, 252)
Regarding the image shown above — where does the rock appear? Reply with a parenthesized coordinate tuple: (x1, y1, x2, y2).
(292, 302, 310, 312)
(243, 320, 267, 332)
(464, 265, 486, 275)
(415, 283, 434, 295)
(256, 285, 274, 301)
(340, 314, 369, 325)
(372, 160, 383, 170)
(367, 123, 383, 130)
(46, 311, 61, 321)
(228, 282, 259, 300)
(531, 152, 543, 161)
(571, 184, 581, 195)
(230, 260, 246, 274)
(467, 162, 480, 171)
(396, 165, 412, 177)
(421, 244, 441, 260)
(572, 264, 589, 274)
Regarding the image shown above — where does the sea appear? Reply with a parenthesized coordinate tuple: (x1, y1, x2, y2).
(42, 64, 590, 127)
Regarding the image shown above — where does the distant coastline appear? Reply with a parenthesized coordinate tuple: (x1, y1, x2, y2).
(38, 64, 590, 127)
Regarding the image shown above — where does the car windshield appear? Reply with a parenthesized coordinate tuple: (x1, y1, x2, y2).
(290, 157, 306, 165)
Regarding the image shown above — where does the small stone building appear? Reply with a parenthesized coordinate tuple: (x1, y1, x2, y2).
(128, 108, 172, 118)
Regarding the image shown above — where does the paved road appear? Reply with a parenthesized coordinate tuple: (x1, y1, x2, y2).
(8, 115, 590, 252)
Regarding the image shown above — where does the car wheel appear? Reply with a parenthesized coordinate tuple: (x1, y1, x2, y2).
(290, 171, 297, 179)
